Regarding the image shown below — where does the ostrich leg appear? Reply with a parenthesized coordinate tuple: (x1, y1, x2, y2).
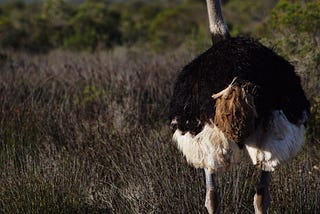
(204, 168, 220, 214)
(254, 170, 271, 214)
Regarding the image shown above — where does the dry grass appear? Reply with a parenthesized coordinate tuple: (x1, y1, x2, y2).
(0, 48, 319, 213)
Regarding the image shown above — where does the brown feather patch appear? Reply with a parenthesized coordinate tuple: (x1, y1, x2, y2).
(213, 83, 257, 143)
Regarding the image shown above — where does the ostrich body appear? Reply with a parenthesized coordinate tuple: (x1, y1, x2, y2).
(169, 0, 309, 213)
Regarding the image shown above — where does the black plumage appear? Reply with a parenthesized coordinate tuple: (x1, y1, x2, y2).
(169, 37, 309, 138)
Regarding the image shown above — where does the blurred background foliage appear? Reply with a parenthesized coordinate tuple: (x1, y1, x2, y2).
(0, 0, 318, 51)
(0, 0, 316, 53)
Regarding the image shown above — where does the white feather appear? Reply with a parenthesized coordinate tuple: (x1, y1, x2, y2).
(245, 110, 305, 171)
(172, 110, 306, 172)
(173, 124, 242, 172)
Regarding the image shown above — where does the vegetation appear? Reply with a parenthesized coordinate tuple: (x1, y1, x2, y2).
(1, 48, 319, 213)
(0, 0, 278, 52)
(0, 0, 319, 213)
(255, 0, 320, 142)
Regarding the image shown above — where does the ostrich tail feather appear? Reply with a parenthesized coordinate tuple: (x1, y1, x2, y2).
(213, 83, 257, 144)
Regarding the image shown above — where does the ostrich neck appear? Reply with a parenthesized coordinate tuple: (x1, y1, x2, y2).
(206, 0, 230, 43)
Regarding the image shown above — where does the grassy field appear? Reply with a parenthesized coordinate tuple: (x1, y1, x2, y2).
(0, 48, 319, 213)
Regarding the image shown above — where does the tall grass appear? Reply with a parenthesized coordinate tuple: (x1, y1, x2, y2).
(0, 48, 319, 213)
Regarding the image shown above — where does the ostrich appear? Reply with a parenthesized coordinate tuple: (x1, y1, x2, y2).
(169, 0, 309, 213)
